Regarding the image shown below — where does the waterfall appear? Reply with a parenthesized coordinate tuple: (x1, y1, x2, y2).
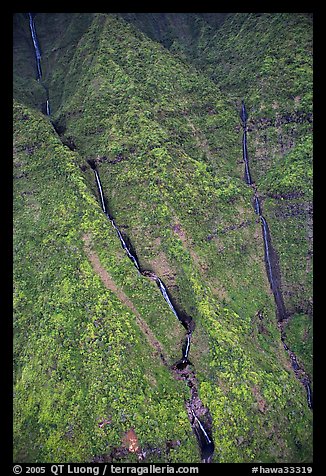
(260, 215, 275, 291)
(240, 101, 312, 410)
(253, 196, 261, 215)
(155, 277, 181, 321)
(183, 333, 191, 360)
(91, 167, 141, 271)
(28, 13, 53, 117)
(28, 13, 42, 80)
(111, 219, 140, 271)
(46, 99, 51, 116)
(90, 162, 214, 461)
(192, 411, 212, 445)
(242, 130, 252, 185)
(94, 169, 107, 213)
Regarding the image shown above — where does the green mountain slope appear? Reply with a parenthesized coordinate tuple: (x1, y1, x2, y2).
(122, 10, 313, 395)
(13, 100, 198, 462)
(13, 12, 313, 463)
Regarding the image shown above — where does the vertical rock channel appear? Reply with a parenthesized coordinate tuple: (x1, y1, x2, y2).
(28, 13, 51, 116)
(26, 12, 215, 462)
(88, 159, 215, 462)
(240, 100, 312, 410)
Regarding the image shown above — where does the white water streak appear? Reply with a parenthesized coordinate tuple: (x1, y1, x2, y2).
(94, 170, 107, 213)
(254, 196, 261, 215)
(28, 13, 42, 78)
(260, 216, 275, 290)
(156, 278, 180, 320)
(184, 334, 191, 359)
(191, 410, 211, 444)
(111, 220, 140, 270)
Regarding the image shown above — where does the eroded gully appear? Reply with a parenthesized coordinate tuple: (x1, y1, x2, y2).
(240, 101, 312, 410)
(27, 12, 215, 462)
(87, 159, 215, 462)
(28, 13, 51, 117)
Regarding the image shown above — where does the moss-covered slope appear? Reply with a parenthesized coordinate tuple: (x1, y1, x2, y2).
(13, 13, 313, 463)
(122, 11, 314, 390)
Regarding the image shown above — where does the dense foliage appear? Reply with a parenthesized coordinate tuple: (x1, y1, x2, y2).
(13, 12, 313, 463)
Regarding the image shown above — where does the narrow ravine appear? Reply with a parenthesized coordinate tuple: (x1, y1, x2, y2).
(28, 12, 42, 80)
(240, 100, 312, 410)
(26, 13, 214, 462)
(241, 101, 287, 322)
(88, 159, 215, 462)
(25, 12, 311, 460)
(28, 13, 51, 116)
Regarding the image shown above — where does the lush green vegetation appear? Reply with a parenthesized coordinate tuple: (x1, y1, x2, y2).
(13, 12, 313, 463)
(120, 12, 313, 328)
(283, 313, 313, 380)
(13, 100, 198, 462)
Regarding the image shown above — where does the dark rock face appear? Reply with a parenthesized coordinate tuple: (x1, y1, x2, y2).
(241, 101, 312, 409)
(240, 100, 248, 124)
(249, 112, 313, 132)
(241, 102, 287, 322)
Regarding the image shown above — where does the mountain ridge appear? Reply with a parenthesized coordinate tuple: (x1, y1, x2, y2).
(13, 12, 313, 463)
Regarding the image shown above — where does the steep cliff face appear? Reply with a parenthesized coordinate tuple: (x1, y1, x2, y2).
(121, 10, 313, 395)
(13, 12, 313, 463)
(189, 12, 313, 378)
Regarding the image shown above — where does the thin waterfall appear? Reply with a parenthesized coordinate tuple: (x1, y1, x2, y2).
(28, 13, 52, 117)
(240, 101, 285, 318)
(260, 215, 275, 291)
(28, 13, 42, 80)
(89, 160, 214, 461)
(253, 195, 261, 215)
(183, 333, 191, 360)
(156, 277, 181, 321)
(240, 100, 312, 410)
(94, 169, 107, 213)
(191, 410, 212, 444)
(111, 219, 140, 271)
(191, 410, 215, 463)
(242, 130, 252, 185)
(90, 163, 141, 271)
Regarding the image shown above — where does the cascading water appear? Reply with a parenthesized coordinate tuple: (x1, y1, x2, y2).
(111, 219, 140, 271)
(46, 99, 51, 116)
(94, 168, 107, 213)
(240, 101, 286, 320)
(260, 215, 276, 291)
(26, 14, 214, 458)
(183, 333, 191, 361)
(89, 159, 214, 461)
(28, 12, 42, 80)
(191, 410, 213, 445)
(28, 13, 51, 116)
(253, 195, 261, 216)
(240, 101, 312, 410)
(191, 410, 215, 463)
(89, 161, 141, 271)
(155, 277, 181, 322)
